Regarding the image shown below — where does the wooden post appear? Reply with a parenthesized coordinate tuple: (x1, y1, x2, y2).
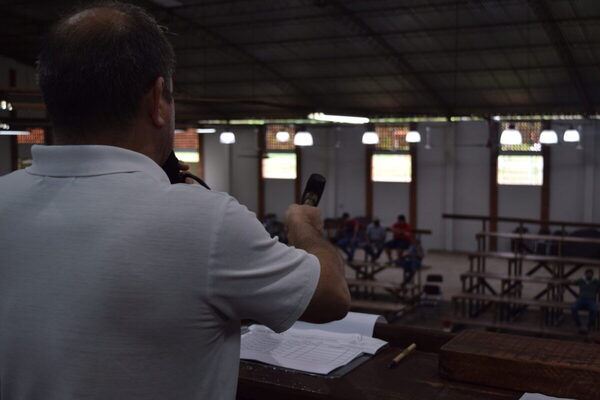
(409, 142, 418, 227)
(257, 125, 266, 220)
(365, 144, 373, 219)
(489, 120, 499, 251)
(540, 135, 551, 231)
(10, 135, 18, 171)
(295, 147, 302, 204)
(197, 132, 205, 180)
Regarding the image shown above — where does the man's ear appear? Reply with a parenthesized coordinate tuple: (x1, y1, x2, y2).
(149, 76, 168, 127)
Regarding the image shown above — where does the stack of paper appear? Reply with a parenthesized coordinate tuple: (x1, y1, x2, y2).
(241, 312, 387, 375)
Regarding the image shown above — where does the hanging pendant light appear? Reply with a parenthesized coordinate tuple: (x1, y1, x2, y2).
(219, 130, 236, 144)
(406, 129, 421, 143)
(276, 130, 290, 142)
(563, 126, 580, 142)
(294, 127, 313, 146)
(500, 124, 522, 145)
(539, 129, 558, 144)
(362, 123, 378, 144)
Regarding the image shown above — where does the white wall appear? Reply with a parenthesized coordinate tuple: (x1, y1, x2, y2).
(202, 119, 600, 252)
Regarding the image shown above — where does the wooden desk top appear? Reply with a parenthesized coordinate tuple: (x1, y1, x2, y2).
(237, 346, 521, 400)
(237, 325, 521, 400)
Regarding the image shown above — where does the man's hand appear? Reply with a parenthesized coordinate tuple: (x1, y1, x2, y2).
(284, 204, 324, 238)
(178, 161, 199, 185)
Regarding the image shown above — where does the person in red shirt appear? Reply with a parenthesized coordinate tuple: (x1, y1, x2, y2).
(384, 215, 413, 262)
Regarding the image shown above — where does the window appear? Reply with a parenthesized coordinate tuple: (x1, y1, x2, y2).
(375, 124, 409, 151)
(372, 125, 412, 182)
(262, 124, 297, 180)
(497, 122, 543, 186)
(372, 154, 411, 182)
(173, 128, 201, 172)
(262, 152, 297, 179)
(497, 155, 543, 186)
(17, 128, 45, 144)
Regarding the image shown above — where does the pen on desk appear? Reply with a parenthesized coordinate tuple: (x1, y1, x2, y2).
(388, 343, 417, 369)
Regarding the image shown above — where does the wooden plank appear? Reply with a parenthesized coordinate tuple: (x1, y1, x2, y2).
(443, 213, 600, 230)
(439, 330, 600, 400)
(452, 293, 569, 308)
(350, 299, 406, 313)
(467, 250, 600, 266)
(477, 231, 600, 245)
(460, 271, 568, 285)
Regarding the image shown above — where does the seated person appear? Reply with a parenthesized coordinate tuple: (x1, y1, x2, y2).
(383, 214, 413, 263)
(570, 269, 600, 333)
(263, 213, 287, 244)
(336, 212, 360, 262)
(362, 218, 387, 262)
(396, 239, 424, 284)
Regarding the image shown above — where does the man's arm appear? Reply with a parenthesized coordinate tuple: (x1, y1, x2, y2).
(285, 205, 351, 323)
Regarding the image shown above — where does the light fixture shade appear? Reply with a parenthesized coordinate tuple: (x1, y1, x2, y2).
(500, 124, 522, 145)
(276, 130, 290, 142)
(0, 130, 30, 135)
(294, 131, 313, 146)
(362, 131, 379, 144)
(307, 112, 369, 124)
(539, 129, 558, 144)
(406, 130, 421, 143)
(563, 128, 580, 142)
(219, 131, 236, 144)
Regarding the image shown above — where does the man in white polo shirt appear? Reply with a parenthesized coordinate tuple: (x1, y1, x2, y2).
(0, 3, 349, 399)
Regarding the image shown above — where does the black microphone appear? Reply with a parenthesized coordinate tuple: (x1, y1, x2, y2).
(300, 174, 326, 207)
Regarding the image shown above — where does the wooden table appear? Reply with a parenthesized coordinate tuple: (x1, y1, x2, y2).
(237, 325, 522, 400)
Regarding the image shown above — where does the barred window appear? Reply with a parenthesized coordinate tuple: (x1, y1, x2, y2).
(498, 121, 543, 186)
(174, 128, 199, 163)
(500, 121, 542, 152)
(266, 124, 296, 150)
(372, 124, 411, 182)
(17, 128, 45, 144)
(375, 124, 409, 151)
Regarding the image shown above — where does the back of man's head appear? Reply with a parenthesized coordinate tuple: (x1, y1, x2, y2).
(38, 1, 175, 142)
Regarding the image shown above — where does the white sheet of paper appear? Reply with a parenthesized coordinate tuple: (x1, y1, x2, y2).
(520, 394, 574, 400)
(241, 324, 387, 375)
(290, 311, 384, 337)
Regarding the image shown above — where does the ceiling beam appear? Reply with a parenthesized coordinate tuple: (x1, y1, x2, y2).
(173, 16, 600, 51)
(139, 0, 320, 111)
(175, 63, 600, 86)
(325, 0, 452, 115)
(528, 0, 595, 115)
(177, 42, 600, 70)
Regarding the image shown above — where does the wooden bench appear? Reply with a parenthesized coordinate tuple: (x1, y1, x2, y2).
(350, 299, 407, 321)
(448, 317, 588, 339)
(347, 278, 421, 302)
(477, 231, 600, 245)
(461, 271, 568, 286)
(452, 292, 574, 327)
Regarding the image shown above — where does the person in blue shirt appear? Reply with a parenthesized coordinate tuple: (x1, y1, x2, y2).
(570, 269, 600, 333)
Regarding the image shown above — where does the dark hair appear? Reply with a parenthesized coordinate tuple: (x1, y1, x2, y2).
(586, 269, 593, 275)
(342, 212, 350, 219)
(397, 214, 406, 221)
(37, 1, 175, 141)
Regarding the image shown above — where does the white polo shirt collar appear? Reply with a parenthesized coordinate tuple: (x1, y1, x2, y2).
(26, 144, 170, 184)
